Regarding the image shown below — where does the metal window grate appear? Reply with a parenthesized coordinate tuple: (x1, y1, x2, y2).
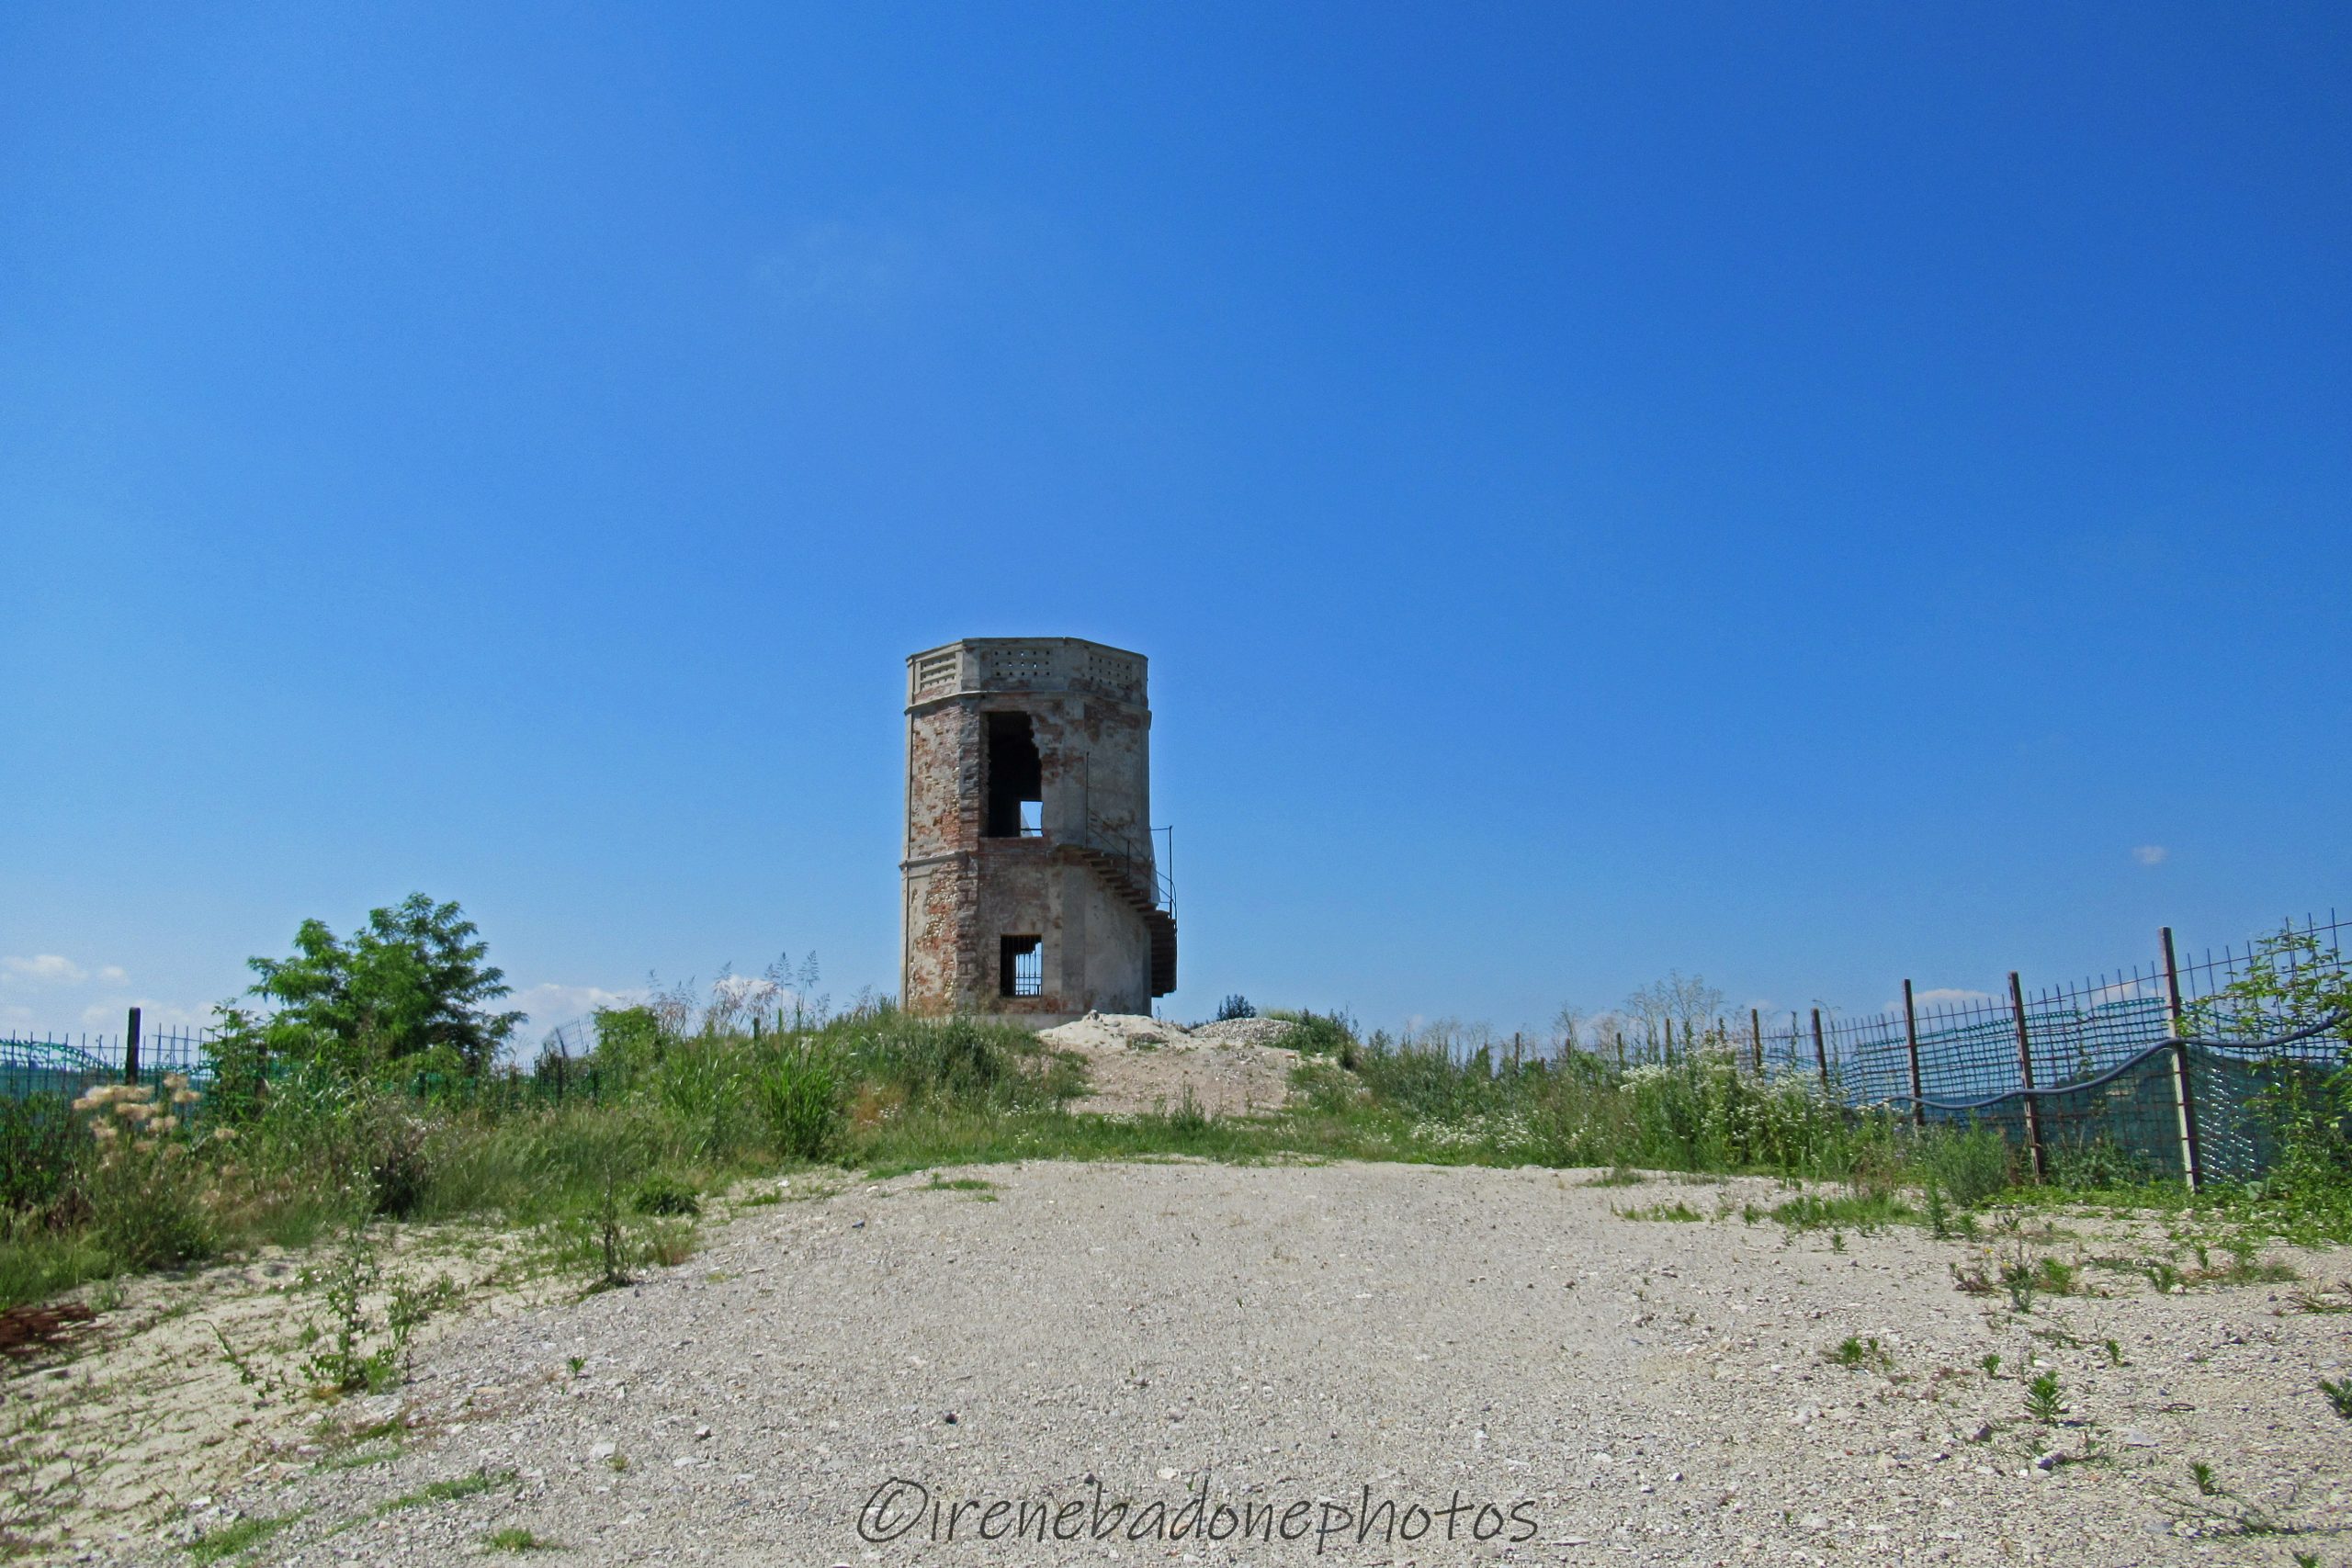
(1000, 936, 1043, 998)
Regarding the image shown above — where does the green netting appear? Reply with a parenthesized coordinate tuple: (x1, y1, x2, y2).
(1879, 1042, 2343, 1185)
(0, 1037, 115, 1106)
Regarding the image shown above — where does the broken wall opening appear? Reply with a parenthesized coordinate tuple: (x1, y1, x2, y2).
(984, 712, 1043, 838)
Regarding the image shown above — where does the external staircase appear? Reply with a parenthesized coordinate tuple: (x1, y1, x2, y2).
(1055, 832, 1179, 997)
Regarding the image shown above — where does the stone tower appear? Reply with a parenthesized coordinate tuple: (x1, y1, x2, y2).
(899, 637, 1177, 1023)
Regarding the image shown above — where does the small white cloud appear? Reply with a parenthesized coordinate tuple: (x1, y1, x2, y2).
(2132, 845, 2168, 866)
(1, 954, 87, 987)
(513, 983, 643, 1032)
(97, 964, 128, 983)
(1912, 987, 1997, 1008)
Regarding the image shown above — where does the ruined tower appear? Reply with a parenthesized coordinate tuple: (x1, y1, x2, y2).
(900, 637, 1176, 1023)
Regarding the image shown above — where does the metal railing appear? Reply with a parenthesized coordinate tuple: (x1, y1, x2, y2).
(1060, 814, 1175, 919)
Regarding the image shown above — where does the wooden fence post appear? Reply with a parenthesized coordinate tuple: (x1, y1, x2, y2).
(1663, 1018, 1674, 1063)
(123, 1006, 142, 1086)
(1901, 979, 1926, 1128)
(2007, 971, 2045, 1181)
(1749, 1008, 1763, 1074)
(2159, 927, 2203, 1190)
(1809, 1008, 1828, 1089)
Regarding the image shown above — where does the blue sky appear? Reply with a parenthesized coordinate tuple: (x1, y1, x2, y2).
(5, 3, 2347, 1046)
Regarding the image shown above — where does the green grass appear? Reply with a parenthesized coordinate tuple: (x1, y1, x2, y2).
(315, 1445, 401, 1472)
(312, 1416, 407, 1472)
(383, 1468, 516, 1513)
(483, 1528, 555, 1551)
(1616, 1200, 1704, 1222)
(1770, 1191, 1914, 1234)
(1827, 1335, 1893, 1371)
(185, 1513, 298, 1564)
(0, 1216, 115, 1314)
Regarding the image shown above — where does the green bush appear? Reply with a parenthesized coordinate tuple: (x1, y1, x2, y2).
(1264, 1010, 1356, 1057)
(1917, 1122, 2014, 1207)
(2045, 1135, 2157, 1189)
(1350, 1032, 1504, 1122)
(590, 1005, 666, 1090)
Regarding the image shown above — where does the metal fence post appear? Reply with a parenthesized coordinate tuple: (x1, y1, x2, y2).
(1749, 1008, 1763, 1075)
(1809, 1008, 1828, 1089)
(2159, 927, 2203, 1190)
(123, 1006, 142, 1086)
(1901, 979, 1925, 1128)
(2007, 972, 2045, 1181)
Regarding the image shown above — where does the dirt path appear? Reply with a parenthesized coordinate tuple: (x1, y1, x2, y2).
(72, 1161, 2351, 1567)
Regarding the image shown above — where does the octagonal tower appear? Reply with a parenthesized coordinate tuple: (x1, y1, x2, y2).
(899, 637, 1176, 1023)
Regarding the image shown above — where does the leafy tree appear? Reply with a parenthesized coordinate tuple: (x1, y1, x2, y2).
(243, 894, 523, 1082)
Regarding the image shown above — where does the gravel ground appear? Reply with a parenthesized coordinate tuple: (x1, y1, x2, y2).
(129, 1161, 2352, 1567)
(1036, 1014, 1300, 1115)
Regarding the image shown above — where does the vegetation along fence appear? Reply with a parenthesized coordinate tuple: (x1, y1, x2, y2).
(1720, 912, 2350, 1188)
(6, 914, 2346, 1190)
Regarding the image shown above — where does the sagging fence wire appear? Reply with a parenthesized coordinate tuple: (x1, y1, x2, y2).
(1710, 911, 2351, 1186)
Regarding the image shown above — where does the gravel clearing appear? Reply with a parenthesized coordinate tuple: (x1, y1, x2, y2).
(114, 1160, 2352, 1567)
(1037, 1013, 1300, 1115)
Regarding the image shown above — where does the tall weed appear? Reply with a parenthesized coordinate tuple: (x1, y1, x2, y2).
(1917, 1123, 2015, 1208)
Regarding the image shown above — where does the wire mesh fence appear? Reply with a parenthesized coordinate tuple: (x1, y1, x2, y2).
(1713, 911, 2351, 1184)
(0, 1026, 213, 1104)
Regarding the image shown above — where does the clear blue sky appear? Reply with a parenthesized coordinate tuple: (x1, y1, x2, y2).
(6, 4, 2347, 1045)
